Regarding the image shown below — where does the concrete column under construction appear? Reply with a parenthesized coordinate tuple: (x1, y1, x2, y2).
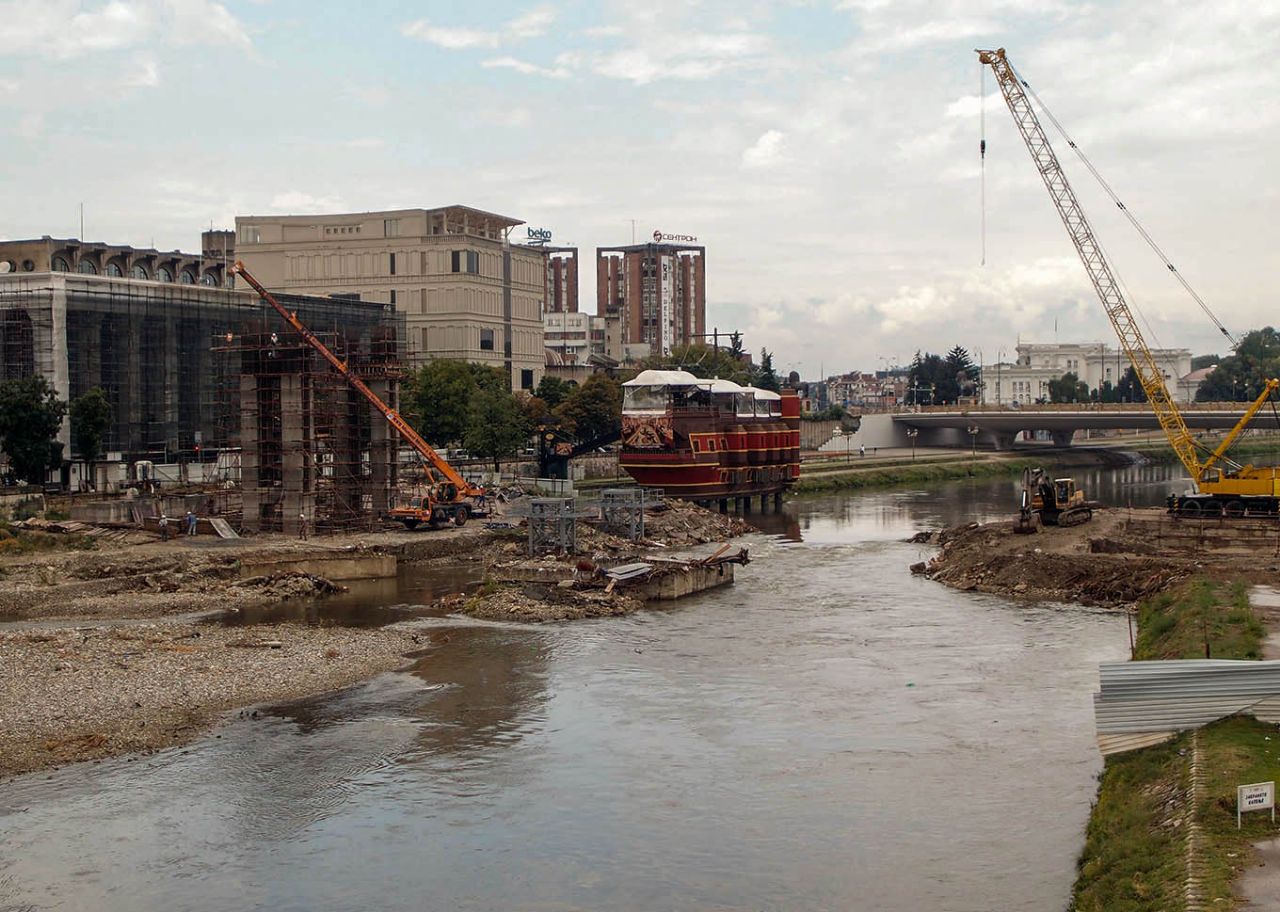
(239, 376, 261, 531)
(368, 378, 396, 515)
(280, 373, 314, 536)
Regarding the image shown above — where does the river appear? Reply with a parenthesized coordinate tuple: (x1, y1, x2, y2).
(0, 463, 1189, 912)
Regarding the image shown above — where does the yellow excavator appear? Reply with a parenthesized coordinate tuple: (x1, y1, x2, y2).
(1014, 468, 1094, 532)
(978, 48, 1280, 518)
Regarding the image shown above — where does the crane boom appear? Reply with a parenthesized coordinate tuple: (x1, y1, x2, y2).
(975, 47, 1208, 480)
(231, 261, 479, 496)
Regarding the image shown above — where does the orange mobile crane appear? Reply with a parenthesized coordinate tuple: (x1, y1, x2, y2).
(232, 261, 489, 530)
(978, 48, 1280, 517)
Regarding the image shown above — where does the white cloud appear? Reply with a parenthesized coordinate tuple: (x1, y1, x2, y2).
(401, 5, 556, 50)
(482, 56, 570, 79)
(267, 191, 346, 214)
(588, 31, 769, 84)
(741, 130, 787, 170)
(123, 58, 159, 87)
(342, 137, 385, 149)
(0, 0, 250, 59)
(14, 111, 45, 140)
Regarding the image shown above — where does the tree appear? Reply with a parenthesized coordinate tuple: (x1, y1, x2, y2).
(464, 387, 530, 471)
(1116, 365, 1148, 403)
(755, 349, 781, 392)
(639, 343, 756, 386)
(1191, 353, 1221, 371)
(554, 374, 622, 443)
(403, 360, 510, 446)
(727, 332, 747, 362)
(70, 387, 111, 488)
(1197, 328, 1280, 402)
(943, 346, 980, 402)
(1047, 371, 1089, 403)
(907, 350, 946, 404)
(0, 375, 67, 484)
(534, 375, 574, 409)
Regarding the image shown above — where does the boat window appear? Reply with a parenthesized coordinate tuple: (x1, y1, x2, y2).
(623, 385, 668, 414)
(735, 392, 756, 417)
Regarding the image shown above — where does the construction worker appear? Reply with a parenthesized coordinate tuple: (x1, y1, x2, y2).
(186, 510, 197, 536)
(298, 512, 309, 541)
(159, 513, 170, 541)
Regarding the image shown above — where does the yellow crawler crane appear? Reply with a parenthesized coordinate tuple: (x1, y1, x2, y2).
(977, 47, 1280, 517)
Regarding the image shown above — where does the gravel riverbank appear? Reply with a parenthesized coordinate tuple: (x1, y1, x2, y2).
(0, 621, 422, 780)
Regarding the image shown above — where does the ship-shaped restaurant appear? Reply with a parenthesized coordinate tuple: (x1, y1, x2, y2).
(619, 370, 801, 503)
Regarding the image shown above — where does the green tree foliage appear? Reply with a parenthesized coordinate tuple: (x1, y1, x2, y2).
(1116, 365, 1149, 403)
(1048, 371, 1090, 403)
(1191, 353, 1221, 371)
(403, 360, 510, 446)
(907, 351, 945, 404)
(464, 386, 531, 471)
(727, 332, 747, 361)
(641, 344, 755, 386)
(756, 349, 781, 392)
(554, 374, 622, 443)
(0, 375, 67, 483)
(1196, 328, 1280, 402)
(534, 375, 574, 409)
(70, 387, 111, 461)
(944, 346, 980, 401)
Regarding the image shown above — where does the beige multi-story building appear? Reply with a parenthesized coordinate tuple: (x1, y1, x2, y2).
(982, 342, 1191, 404)
(234, 206, 545, 390)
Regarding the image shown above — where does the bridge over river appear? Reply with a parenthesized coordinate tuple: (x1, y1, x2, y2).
(850, 402, 1275, 451)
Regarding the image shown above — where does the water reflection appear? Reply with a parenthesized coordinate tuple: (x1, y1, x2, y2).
(0, 468, 1166, 912)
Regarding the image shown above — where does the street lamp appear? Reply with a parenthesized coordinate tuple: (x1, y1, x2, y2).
(966, 424, 980, 475)
(906, 427, 919, 461)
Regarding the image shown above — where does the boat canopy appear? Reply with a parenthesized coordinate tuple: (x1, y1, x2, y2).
(744, 387, 782, 417)
(623, 369, 709, 414)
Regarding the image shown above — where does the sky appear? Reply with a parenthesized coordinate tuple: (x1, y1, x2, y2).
(1, 0, 1277, 379)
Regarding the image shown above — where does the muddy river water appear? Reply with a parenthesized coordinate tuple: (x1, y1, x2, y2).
(0, 463, 1189, 911)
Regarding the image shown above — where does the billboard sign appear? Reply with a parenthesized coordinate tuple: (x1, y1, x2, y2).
(653, 231, 698, 244)
(659, 255, 674, 356)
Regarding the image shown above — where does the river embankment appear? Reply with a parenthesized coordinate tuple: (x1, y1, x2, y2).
(916, 504, 1280, 909)
(0, 498, 745, 778)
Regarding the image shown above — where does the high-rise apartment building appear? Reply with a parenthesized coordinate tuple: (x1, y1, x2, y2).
(544, 247, 578, 314)
(596, 239, 705, 357)
(234, 206, 545, 390)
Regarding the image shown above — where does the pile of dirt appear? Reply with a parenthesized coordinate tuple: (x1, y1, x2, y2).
(232, 571, 346, 600)
(915, 511, 1194, 607)
(460, 584, 644, 623)
(641, 499, 749, 545)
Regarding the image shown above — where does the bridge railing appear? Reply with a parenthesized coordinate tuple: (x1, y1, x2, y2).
(901, 401, 1249, 414)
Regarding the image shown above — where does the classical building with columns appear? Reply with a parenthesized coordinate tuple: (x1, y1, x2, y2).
(981, 342, 1191, 405)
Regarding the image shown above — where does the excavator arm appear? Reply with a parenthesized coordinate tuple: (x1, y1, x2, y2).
(976, 47, 1208, 485)
(231, 261, 481, 497)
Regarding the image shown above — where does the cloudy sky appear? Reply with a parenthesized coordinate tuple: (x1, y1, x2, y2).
(2, 0, 1276, 376)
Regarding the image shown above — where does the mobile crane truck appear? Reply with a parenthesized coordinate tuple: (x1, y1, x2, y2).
(232, 261, 489, 530)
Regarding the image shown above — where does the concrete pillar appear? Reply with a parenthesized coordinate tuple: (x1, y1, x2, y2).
(1051, 429, 1076, 447)
(280, 373, 314, 536)
(718, 499, 728, 514)
(759, 493, 768, 513)
(991, 431, 1018, 451)
(239, 375, 261, 531)
(37, 279, 73, 455)
(773, 492, 783, 509)
(368, 377, 395, 515)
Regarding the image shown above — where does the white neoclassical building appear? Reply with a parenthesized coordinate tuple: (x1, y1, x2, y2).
(981, 342, 1191, 405)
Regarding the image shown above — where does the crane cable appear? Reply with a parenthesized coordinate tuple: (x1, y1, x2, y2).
(1010, 64, 1238, 349)
(980, 62, 987, 266)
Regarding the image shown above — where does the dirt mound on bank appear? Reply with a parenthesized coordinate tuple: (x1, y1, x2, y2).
(916, 510, 1196, 606)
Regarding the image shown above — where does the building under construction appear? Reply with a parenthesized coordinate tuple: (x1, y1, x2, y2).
(0, 252, 406, 534)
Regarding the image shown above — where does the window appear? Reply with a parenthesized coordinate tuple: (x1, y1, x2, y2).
(451, 250, 479, 274)
(389, 253, 396, 275)
(51, 256, 70, 272)
(200, 272, 217, 286)
(521, 369, 534, 390)
(384, 218, 400, 237)
(390, 290, 397, 305)
(78, 260, 97, 274)
(130, 264, 149, 280)
(179, 270, 196, 284)
(106, 262, 123, 277)
(239, 225, 261, 244)
(480, 328, 495, 351)
(329, 292, 361, 301)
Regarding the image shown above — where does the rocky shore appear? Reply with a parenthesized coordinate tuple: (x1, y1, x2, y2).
(0, 498, 747, 777)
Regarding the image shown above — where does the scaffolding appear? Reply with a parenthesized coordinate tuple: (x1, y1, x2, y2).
(212, 320, 403, 535)
(527, 497, 578, 555)
(598, 488, 664, 541)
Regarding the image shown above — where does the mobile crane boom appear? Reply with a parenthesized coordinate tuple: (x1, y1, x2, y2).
(231, 261, 481, 498)
(977, 48, 1280, 512)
